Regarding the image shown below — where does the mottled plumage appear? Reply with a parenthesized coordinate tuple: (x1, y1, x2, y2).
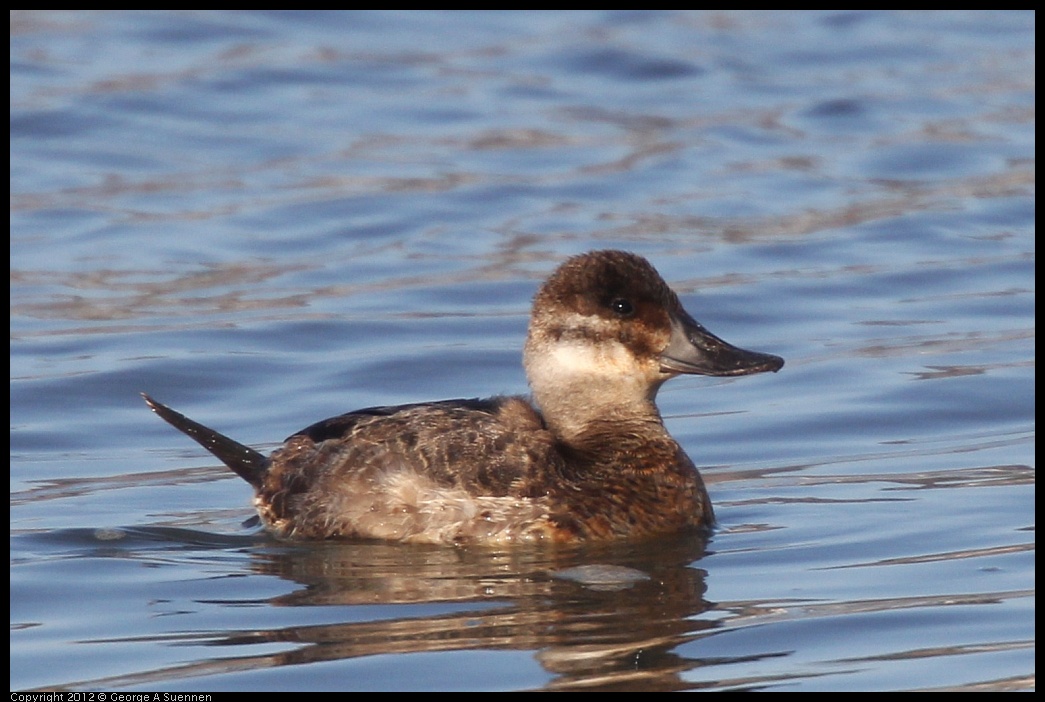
(144, 250, 783, 545)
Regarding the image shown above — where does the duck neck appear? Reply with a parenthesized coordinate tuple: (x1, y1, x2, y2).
(526, 364, 675, 454)
(523, 331, 674, 448)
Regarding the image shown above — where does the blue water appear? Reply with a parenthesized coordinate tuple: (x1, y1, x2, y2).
(11, 10, 1034, 691)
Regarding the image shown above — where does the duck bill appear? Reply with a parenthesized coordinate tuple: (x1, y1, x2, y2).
(659, 310, 784, 377)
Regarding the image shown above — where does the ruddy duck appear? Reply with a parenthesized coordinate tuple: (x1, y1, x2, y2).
(144, 250, 783, 545)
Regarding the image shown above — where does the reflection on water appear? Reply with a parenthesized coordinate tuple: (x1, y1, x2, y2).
(34, 529, 712, 691)
(21, 493, 1032, 691)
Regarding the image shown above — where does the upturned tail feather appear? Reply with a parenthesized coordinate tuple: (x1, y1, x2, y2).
(142, 393, 269, 488)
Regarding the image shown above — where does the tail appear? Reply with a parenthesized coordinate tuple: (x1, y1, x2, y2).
(142, 393, 269, 488)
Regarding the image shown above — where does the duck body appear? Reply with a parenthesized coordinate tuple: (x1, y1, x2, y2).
(144, 250, 783, 545)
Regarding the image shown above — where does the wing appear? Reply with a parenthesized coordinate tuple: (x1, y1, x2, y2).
(256, 396, 563, 539)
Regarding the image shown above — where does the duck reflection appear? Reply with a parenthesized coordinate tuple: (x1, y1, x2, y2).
(222, 533, 715, 690)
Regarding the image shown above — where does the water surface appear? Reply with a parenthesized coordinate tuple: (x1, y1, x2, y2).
(11, 10, 1034, 691)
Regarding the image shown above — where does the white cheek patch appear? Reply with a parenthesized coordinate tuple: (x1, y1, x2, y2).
(524, 313, 661, 406)
(544, 339, 635, 376)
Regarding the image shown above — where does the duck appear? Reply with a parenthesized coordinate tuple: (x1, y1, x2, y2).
(143, 250, 783, 545)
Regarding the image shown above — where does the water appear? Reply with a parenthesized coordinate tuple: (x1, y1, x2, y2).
(10, 10, 1034, 691)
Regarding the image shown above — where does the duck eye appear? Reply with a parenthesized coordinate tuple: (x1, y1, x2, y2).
(610, 298, 634, 317)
